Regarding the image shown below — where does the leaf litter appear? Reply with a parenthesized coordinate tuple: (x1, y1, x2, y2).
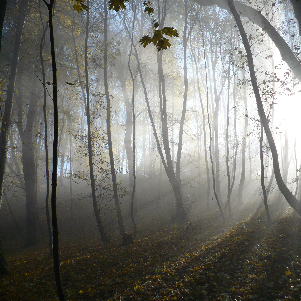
(1, 209, 301, 300)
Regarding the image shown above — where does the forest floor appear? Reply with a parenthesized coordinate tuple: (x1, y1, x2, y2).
(1, 205, 301, 300)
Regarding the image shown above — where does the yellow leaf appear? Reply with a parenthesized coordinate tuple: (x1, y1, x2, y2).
(73, 3, 81, 13)
(285, 269, 291, 276)
(79, 290, 84, 294)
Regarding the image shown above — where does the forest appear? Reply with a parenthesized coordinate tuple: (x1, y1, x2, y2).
(1, 0, 301, 299)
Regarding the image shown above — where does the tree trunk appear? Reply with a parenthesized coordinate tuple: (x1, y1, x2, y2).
(0, 0, 29, 258)
(176, 0, 188, 183)
(127, 14, 137, 234)
(85, 0, 109, 243)
(45, 0, 65, 299)
(195, 0, 301, 81)
(228, 0, 301, 216)
(0, 0, 28, 215)
(15, 68, 39, 249)
(0, 0, 7, 50)
(39, 21, 52, 255)
(104, 0, 125, 236)
(0, 237, 7, 274)
(237, 71, 248, 205)
(122, 5, 186, 223)
(204, 45, 224, 220)
(191, 35, 210, 206)
(260, 125, 271, 224)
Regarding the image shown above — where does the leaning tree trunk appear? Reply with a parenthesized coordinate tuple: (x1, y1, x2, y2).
(156, 1, 186, 222)
(122, 6, 186, 223)
(157, 50, 186, 222)
(228, 0, 301, 215)
(195, 0, 301, 82)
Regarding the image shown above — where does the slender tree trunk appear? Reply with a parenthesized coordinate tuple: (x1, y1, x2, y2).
(39, 21, 52, 255)
(294, 140, 299, 198)
(225, 57, 232, 215)
(260, 125, 271, 224)
(85, 0, 109, 243)
(282, 131, 289, 184)
(204, 45, 224, 221)
(122, 6, 186, 223)
(210, 42, 221, 202)
(127, 14, 137, 234)
(69, 126, 73, 217)
(157, 50, 186, 222)
(237, 71, 248, 205)
(129, 30, 186, 222)
(231, 67, 238, 205)
(104, 0, 125, 236)
(228, 0, 301, 215)
(44, 0, 65, 299)
(225, 49, 238, 215)
(130, 90, 137, 234)
(192, 35, 210, 206)
(176, 0, 188, 183)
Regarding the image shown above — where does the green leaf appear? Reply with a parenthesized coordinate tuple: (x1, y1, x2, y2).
(109, 0, 129, 12)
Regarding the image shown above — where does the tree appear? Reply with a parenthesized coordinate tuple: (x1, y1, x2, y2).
(0, 0, 7, 50)
(260, 124, 271, 224)
(227, 0, 301, 216)
(15, 73, 39, 247)
(43, 0, 65, 299)
(104, 0, 125, 237)
(84, 0, 109, 243)
(39, 16, 52, 255)
(237, 70, 248, 205)
(195, 0, 301, 81)
(0, 0, 29, 275)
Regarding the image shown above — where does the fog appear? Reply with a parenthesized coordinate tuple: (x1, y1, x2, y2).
(1, 0, 301, 299)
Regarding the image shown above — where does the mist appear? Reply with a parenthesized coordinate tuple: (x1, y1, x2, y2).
(1, 0, 301, 300)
